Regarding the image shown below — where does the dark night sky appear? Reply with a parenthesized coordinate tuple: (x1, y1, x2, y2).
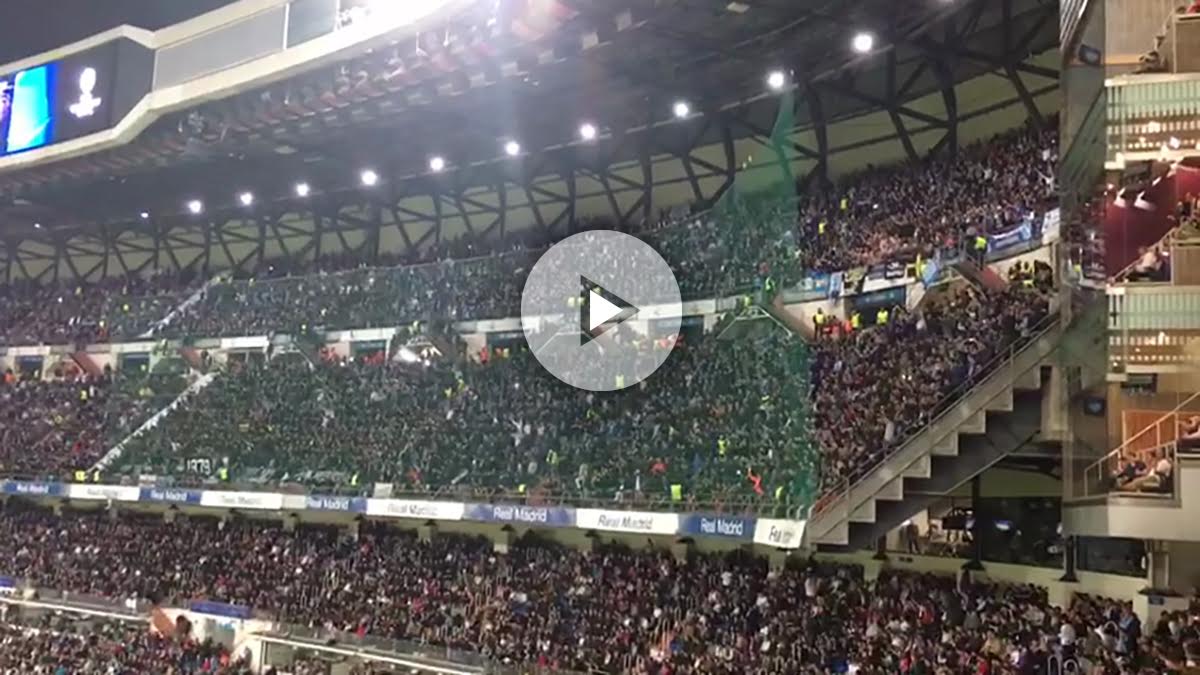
(0, 0, 240, 64)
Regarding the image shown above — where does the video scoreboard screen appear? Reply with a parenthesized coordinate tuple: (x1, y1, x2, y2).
(0, 38, 153, 158)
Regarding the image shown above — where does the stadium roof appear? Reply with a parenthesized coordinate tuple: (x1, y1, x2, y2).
(0, 0, 238, 65)
(0, 0, 1059, 281)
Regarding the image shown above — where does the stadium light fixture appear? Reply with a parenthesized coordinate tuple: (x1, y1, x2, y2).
(579, 122, 598, 141)
(294, 182, 311, 198)
(429, 156, 446, 172)
(673, 101, 691, 119)
(187, 199, 203, 215)
(852, 32, 875, 53)
(33, 222, 41, 229)
(766, 70, 786, 91)
(360, 169, 379, 186)
(239, 191, 254, 206)
(139, 211, 150, 220)
(504, 140, 521, 157)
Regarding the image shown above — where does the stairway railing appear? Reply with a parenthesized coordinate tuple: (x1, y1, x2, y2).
(808, 316, 1061, 542)
(1080, 390, 1200, 497)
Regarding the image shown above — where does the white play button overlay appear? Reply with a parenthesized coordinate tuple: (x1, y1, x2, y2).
(582, 277, 638, 341)
(588, 291, 621, 330)
(521, 230, 681, 392)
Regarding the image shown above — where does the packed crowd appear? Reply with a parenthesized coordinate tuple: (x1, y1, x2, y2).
(793, 124, 1057, 273)
(0, 364, 187, 480)
(0, 506, 1194, 674)
(810, 280, 1053, 489)
(117, 328, 809, 505)
(0, 620, 250, 674)
(0, 120, 1058, 346)
(0, 272, 196, 346)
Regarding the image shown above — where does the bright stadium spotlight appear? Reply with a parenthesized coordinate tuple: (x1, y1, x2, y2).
(852, 32, 875, 53)
(33, 222, 41, 229)
(673, 101, 690, 119)
(139, 211, 150, 220)
(360, 169, 379, 186)
(429, 156, 446, 172)
(294, 182, 311, 197)
(504, 140, 521, 157)
(187, 199, 203, 215)
(239, 191, 254, 206)
(766, 70, 786, 91)
(579, 122, 597, 141)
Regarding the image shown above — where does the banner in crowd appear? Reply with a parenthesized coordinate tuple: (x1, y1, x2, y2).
(140, 487, 204, 504)
(305, 495, 368, 512)
(678, 514, 756, 541)
(752, 518, 806, 549)
(0, 577, 15, 592)
(189, 600, 252, 620)
(198, 490, 285, 510)
(828, 271, 844, 298)
(989, 218, 1037, 254)
(67, 484, 141, 502)
(1, 481, 65, 497)
(841, 267, 867, 297)
(575, 508, 679, 535)
(793, 273, 831, 301)
(465, 503, 576, 527)
(2, 480, 810, 545)
(365, 498, 465, 521)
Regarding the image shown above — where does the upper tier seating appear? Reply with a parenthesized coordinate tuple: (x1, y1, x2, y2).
(0, 123, 1056, 345)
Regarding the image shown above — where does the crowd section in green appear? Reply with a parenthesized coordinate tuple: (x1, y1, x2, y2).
(117, 329, 812, 508)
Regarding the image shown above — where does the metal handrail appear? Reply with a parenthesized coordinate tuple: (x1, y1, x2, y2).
(1081, 390, 1200, 482)
(808, 314, 1061, 537)
(1108, 227, 1179, 283)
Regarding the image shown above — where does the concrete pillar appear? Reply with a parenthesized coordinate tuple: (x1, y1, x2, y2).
(963, 476, 984, 571)
(418, 521, 438, 543)
(107, 504, 120, 521)
(52, 502, 64, 517)
(282, 513, 299, 533)
(1060, 536, 1079, 583)
(164, 507, 180, 524)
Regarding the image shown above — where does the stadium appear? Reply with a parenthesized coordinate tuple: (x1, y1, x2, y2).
(0, 0, 1196, 672)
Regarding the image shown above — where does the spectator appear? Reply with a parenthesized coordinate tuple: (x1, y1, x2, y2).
(0, 505, 1190, 674)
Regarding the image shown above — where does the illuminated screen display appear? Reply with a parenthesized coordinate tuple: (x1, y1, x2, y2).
(0, 79, 12, 152)
(5, 63, 55, 154)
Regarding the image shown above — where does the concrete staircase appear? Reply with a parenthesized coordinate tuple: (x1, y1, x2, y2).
(806, 320, 1062, 548)
(765, 294, 815, 340)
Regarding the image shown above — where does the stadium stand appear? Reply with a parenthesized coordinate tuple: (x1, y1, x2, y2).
(811, 281, 1054, 491)
(0, 620, 251, 674)
(116, 328, 811, 506)
(0, 366, 187, 481)
(793, 125, 1058, 274)
(0, 506, 1193, 674)
(0, 272, 198, 346)
(0, 123, 1053, 346)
